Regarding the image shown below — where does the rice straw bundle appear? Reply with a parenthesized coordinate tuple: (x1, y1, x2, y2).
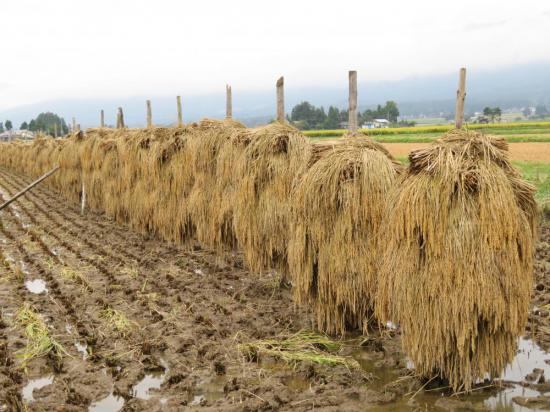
(375, 129, 538, 391)
(149, 127, 195, 243)
(213, 129, 255, 251)
(186, 119, 245, 247)
(290, 138, 401, 335)
(234, 123, 310, 276)
(56, 133, 84, 202)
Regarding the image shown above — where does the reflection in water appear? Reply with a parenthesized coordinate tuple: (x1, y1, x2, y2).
(74, 341, 88, 360)
(192, 375, 227, 403)
(133, 359, 168, 400)
(25, 279, 47, 294)
(357, 337, 550, 411)
(22, 376, 54, 402)
(89, 391, 124, 412)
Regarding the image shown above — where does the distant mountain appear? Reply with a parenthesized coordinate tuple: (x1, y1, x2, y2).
(1, 62, 549, 128)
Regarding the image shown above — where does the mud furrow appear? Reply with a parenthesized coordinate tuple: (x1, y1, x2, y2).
(0, 168, 142, 257)
(0, 171, 243, 320)
(0, 196, 155, 409)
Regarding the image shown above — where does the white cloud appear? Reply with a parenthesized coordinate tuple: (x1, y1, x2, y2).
(1, 0, 549, 110)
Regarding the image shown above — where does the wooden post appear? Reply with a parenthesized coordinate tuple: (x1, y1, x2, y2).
(76, 124, 81, 132)
(226, 85, 232, 119)
(177, 96, 183, 127)
(81, 183, 86, 215)
(117, 107, 125, 128)
(455, 68, 467, 129)
(348, 70, 358, 133)
(276, 76, 284, 122)
(53, 123, 58, 138)
(72, 117, 76, 132)
(100, 110, 105, 128)
(146, 100, 152, 128)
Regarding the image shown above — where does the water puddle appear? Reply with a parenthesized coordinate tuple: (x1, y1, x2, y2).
(22, 376, 54, 402)
(89, 391, 124, 412)
(25, 278, 48, 294)
(133, 359, 168, 400)
(359, 337, 550, 411)
(75, 341, 88, 360)
(190, 375, 227, 404)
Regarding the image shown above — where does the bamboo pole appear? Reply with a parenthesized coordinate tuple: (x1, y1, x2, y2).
(100, 110, 105, 128)
(0, 166, 60, 211)
(226, 85, 232, 119)
(146, 100, 152, 128)
(455, 68, 467, 129)
(276, 76, 284, 122)
(348, 70, 358, 133)
(177, 96, 183, 127)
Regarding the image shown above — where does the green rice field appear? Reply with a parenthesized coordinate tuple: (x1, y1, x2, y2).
(305, 121, 550, 143)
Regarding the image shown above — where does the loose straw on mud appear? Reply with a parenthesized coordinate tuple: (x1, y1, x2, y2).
(0, 165, 60, 211)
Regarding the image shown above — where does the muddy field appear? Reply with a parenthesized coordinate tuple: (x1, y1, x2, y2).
(0, 166, 549, 411)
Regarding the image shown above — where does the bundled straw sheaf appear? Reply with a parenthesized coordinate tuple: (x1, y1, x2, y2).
(233, 123, 311, 277)
(290, 138, 401, 335)
(375, 129, 538, 391)
(187, 119, 246, 249)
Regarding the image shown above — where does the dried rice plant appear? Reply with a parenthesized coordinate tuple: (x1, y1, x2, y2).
(375, 129, 538, 392)
(233, 123, 311, 277)
(186, 119, 245, 247)
(290, 137, 400, 335)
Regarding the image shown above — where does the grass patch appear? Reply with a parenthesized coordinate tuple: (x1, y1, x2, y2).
(60, 267, 91, 290)
(513, 161, 550, 208)
(16, 306, 67, 368)
(238, 330, 359, 369)
(100, 308, 134, 336)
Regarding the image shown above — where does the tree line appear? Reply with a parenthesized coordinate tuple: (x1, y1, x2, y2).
(289, 101, 404, 130)
(0, 113, 69, 135)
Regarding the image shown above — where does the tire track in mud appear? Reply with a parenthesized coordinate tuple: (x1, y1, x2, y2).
(0, 167, 143, 259)
(0, 168, 252, 320)
(0, 195, 95, 344)
(0, 169, 142, 264)
(0, 168, 302, 338)
(0, 174, 143, 299)
(1, 168, 300, 347)
(0, 167, 316, 410)
(0, 192, 158, 409)
(0, 173, 178, 326)
(0, 172, 228, 402)
(0, 167, 241, 274)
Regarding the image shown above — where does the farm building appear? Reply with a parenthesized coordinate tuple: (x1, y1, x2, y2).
(362, 119, 390, 129)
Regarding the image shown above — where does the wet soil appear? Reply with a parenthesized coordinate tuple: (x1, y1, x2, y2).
(0, 166, 549, 411)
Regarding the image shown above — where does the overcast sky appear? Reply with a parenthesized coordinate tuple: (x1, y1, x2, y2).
(1, 0, 549, 111)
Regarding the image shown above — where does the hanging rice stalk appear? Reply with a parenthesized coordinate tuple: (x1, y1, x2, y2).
(375, 129, 538, 392)
(290, 138, 401, 335)
(233, 123, 310, 277)
(186, 119, 246, 248)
